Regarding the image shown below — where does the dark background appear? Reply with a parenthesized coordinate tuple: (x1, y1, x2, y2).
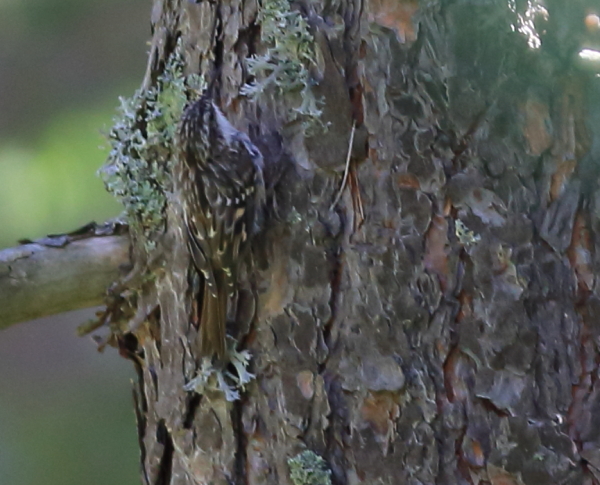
(0, 1, 151, 483)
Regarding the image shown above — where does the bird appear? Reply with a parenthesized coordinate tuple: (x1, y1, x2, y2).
(177, 94, 265, 360)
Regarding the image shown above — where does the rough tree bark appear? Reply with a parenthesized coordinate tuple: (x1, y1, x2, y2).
(100, 0, 600, 484)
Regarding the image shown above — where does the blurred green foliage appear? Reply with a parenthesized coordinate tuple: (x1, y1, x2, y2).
(0, 104, 123, 248)
(0, 311, 139, 485)
(0, 0, 149, 483)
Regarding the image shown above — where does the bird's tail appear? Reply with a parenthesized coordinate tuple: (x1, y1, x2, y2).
(199, 270, 227, 360)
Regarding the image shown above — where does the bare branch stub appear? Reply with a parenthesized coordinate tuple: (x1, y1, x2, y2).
(0, 224, 130, 328)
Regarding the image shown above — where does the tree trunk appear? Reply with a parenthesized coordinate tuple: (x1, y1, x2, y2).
(105, 0, 600, 484)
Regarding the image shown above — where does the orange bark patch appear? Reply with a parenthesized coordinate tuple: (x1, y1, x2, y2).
(396, 172, 421, 190)
(368, 0, 419, 43)
(462, 436, 485, 468)
(350, 83, 364, 126)
(550, 158, 576, 201)
(247, 433, 271, 482)
(443, 348, 470, 403)
(567, 212, 594, 293)
(550, 75, 591, 201)
(521, 98, 552, 156)
(487, 463, 523, 485)
(456, 291, 473, 322)
(470, 439, 485, 467)
(360, 391, 400, 439)
(423, 215, 449, 291)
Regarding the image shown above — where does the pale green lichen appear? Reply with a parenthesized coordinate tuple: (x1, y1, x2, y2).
(288, 451, 332, 485)
(100, 41, 198, 251)
(184, 338, 254, 401)
(455, 219, 481, 246)
(243, 0, 324, 133)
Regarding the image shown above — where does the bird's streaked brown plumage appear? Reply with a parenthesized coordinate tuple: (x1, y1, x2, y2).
(177, 95, 265, 359)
